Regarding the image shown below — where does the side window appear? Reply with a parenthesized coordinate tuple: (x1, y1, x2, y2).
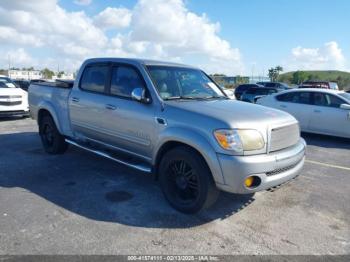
(312, 93, 328, 106)
(313, 93, 344, 108)
(326, 94, 344, 108)
(276, 92, 311, 104)
(110, 66, 145, 98)
(80, 65, 108, 93)
(297, 92, 311, 104)
(276, 92, 294, 102)
(246, 88, 256, 94)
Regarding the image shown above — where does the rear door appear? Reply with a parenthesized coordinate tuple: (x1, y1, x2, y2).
(308, 92, 350, 137)
(275, 91, 313, 130)
(69, 63, 110, 141)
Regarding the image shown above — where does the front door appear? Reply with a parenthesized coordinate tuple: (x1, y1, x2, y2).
(98, 64, 156, 160)
(309, 92, 350, 137)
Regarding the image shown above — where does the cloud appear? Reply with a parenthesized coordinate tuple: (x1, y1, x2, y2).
(93, 7, 132, 30)
(130, 0, 240, 62)
(0, 0, 242, 74)
(288, 41, 347, 71)
(74, 0, 92, 6)
(0, 48, 36, 68)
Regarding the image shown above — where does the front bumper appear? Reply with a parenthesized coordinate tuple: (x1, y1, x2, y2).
(216, 138, 306, 194)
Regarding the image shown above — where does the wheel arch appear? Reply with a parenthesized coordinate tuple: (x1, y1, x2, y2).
(37, 103, 63, 134)
(153, 128, 225, 185)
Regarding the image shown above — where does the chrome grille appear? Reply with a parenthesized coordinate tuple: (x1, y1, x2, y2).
(269, 123, 299, 152)
(0, 95, 22, 99)
(0, 101, 22, 106)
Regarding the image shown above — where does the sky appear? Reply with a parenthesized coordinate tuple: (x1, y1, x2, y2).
(0, 0, 349, 76)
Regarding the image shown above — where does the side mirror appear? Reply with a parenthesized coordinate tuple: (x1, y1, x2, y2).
(131, 88, 150, 104)
(340, 104, 350, 110)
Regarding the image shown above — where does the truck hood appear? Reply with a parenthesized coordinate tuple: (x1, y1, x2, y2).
(165, 99, 297, 129)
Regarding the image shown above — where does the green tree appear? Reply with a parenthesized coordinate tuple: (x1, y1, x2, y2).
(41, 68, 55, 79)
(0, 69, 8, 76)
(292, 71, 308, 84)
(268, 66, 283, 82)
(57, 71, 65, 78)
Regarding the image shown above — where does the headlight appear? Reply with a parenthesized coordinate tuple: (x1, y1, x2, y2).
(214, 129, 264, 152)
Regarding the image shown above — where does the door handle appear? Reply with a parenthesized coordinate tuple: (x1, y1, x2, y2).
(105, 104, 117, 110)
(314, 109, 321, 113)
(71, 97, 80, 103)
(280, 105, 287, 108)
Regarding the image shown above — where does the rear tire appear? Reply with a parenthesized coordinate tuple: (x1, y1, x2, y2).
(159, 146, 219, 214)
(39, 115, 68, 154)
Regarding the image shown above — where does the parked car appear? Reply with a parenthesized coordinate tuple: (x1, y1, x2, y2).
(299, 81, 339, 90)
(241, 87, 280, 103)
(257, 88, 350, 138)
(29, 58, 306, 213)
(14, 80, 30, 91)
(257, 82, 290, 89)
(234, 84, 263, 100)
(0, 77, 29, 117)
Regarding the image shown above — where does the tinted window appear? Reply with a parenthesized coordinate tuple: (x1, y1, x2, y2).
(110, 66, 145, 98)
(236, 85, 250, 92)
(246, 88, 257, 94)
(265, 83, 277, 88)
(80, 65, 108, 93)
(276, 92, 311, 104)
(256, 89, 277, 95)
(313, 93, 345, 108)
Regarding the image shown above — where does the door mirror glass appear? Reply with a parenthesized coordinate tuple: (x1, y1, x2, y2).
(131, 87, 150, 103)
(340, 103, 350, 110)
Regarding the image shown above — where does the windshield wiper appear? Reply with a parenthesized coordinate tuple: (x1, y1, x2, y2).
(164, 95, 228, 101)
(199, 96, 229, 100)
(163, 96, 198, 101)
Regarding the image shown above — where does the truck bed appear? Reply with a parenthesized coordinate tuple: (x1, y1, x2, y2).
(28, 82, 73, 137)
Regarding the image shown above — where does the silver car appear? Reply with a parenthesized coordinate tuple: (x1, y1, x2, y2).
(257, 88, 350, 138)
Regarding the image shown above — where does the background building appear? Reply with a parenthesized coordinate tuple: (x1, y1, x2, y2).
(8, 69, 42, 80)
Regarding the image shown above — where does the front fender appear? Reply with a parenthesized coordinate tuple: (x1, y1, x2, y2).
(153, 127, 225, 185)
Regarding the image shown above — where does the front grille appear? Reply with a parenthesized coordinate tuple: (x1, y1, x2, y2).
(269, 123, 300, 152)
(266, 161, 300, 176)
(0, 101, 22, 106)
(0, 95, 22, 99)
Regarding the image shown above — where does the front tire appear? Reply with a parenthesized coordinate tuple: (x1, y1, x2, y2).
(39, 115, 68, 154)
(159, 146, 219, 214)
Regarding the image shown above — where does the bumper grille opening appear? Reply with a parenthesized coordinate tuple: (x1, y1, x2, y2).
(266, 161, 300, 177)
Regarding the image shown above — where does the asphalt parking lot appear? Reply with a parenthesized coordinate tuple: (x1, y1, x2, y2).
(0, 118, 349, 255)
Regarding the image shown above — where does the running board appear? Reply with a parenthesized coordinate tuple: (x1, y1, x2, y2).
(65, 139, 152, 173)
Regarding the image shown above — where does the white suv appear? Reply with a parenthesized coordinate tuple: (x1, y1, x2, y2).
(0, 77, 29, 117)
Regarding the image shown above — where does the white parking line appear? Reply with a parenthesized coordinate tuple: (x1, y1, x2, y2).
(306, 159, 350, 171)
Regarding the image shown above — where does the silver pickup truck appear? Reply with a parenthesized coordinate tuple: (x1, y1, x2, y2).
(29, 58, 306, 213)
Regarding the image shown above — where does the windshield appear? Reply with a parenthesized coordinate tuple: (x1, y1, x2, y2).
(147, 66, 225, 100)
(339, 92, 350, 102)
(0, 77, 16, 88)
